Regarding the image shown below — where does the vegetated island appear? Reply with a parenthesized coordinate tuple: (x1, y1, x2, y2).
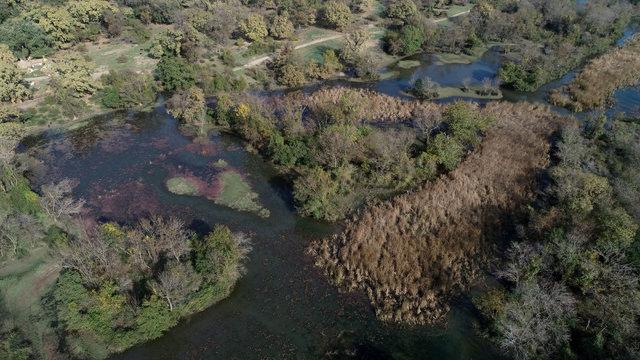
(166, 170, 270, 218)
(549, 33, 640, 112)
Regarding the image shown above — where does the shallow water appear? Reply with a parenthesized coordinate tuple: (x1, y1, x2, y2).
(313, 25, 640, 117)
(25, 107, 502, 360)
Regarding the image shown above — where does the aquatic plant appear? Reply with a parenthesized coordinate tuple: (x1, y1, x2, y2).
(166, 177, 199, 196)
(215, 171, 270, 218)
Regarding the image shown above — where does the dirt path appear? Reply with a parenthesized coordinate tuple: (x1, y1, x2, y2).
(233, 34, 344, 71)
(433, 8, 472, 23)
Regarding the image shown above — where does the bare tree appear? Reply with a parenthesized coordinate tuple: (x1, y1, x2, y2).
(59, 223, 128, 287)
(152, 260, 201, 311)
(40, 179, 85, 224)
(127, 216, 192, 274)
(496, 281, 576, 360)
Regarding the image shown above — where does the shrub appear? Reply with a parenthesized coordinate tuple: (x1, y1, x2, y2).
(99, 70, 157, 109)
(155, 56, 195, 92)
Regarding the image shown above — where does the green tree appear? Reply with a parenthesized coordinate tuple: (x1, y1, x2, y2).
(269, 13, 295, 40)
(193, 225, 251, 284)
(386, 0, 418, 23)
(0, 18, 53, 59)
(99, 70, 157, 109)
(66, 0, 116, 24)
(499, 62, 540, 92)
(276, 63, 306, 87)
(26, 6, 79, 46)
(396, 24, 425, 55)
(319, 1, 352, 29)
(427, 133, 464, 171)
(155, 56, 195, 92)
(166, 86, 206, 127)
(0, 45, 30, 103)
(239, 14, 268, 42)
(293, 167, 346, 220)
(50, 52, 97, 97)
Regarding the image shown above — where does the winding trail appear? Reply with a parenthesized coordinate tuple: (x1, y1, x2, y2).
(232, 34, 344, 71)
(233, 6, 473, 72)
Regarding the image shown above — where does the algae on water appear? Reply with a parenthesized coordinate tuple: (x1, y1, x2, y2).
(214, 171, 270, 218)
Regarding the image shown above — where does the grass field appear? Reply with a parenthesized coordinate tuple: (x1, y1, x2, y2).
(0, 247, 60, 357)
(84, 40, 157, 75)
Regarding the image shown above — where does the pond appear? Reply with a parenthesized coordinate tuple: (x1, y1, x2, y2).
(24, 107, 503, 360)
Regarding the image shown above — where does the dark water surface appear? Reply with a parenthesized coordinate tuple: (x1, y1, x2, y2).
(25, 108, 501, 360)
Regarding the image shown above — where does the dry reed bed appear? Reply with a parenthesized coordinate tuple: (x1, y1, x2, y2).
(549, 34, 640, 111)
(310, 101, 563, 324)
(304, 87, 441, 122)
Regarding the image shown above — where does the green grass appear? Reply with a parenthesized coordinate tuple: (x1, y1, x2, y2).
(297, 26, 340, 43)
(434, 50, 485, 65)
(299, 40, 343, 62)
(215, 171, 269, 218)
(397, 60, 421, 69)
(166, 177, 199, 196)
(406, 86, 503, 100)
(447, 3, 474, 17)
(85, 40, 157, 74)
(0, 248, 60, 357)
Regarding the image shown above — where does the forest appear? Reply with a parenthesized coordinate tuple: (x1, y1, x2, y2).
(0, 0, 639, 359)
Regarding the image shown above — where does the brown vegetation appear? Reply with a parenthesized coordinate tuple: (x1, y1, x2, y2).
(549, 34, 640, 112)
(310, 102, 564, 324)
(303, 87, 441, 123)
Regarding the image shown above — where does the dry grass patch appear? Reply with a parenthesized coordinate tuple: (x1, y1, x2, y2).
(310, 102, 564, 324)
